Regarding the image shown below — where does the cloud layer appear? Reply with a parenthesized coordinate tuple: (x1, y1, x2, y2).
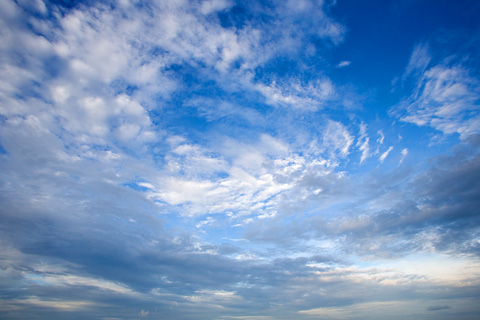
(1, 0, 480, 319)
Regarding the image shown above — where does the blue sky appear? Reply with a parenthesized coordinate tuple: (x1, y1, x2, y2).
(1, 0, 480, 319)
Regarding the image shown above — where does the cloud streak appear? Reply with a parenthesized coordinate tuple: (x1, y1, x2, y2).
(392, 41, 480, 139)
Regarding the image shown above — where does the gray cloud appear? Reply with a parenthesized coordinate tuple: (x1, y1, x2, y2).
(242, 135, 480, 260)
(427, 305, 451, 311)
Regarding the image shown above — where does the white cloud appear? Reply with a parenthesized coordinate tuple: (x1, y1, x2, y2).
(149, 157, 292, 217)
(185, 290, 239, 304)
(196, 217, 215, 228)
(11, 297, 100, 311)
(359, 138, 370, 164)
(323, 120, 354, 157)
(377, 130, 385, 145)
(357, 123, 370, 163)
(394, 45, 480, 139)
(299, 301, 426, 319)
(378, 252, 480, 284)
(403, 42, 431, 79)
(255, 78, 335, 110)
(399, 148, 408, 164)
(200, 0, 232, 15)
(4, 2, 479, 318)
(379, 146, 393, 163)
(31, 274, 136, 295)
(127, 133, 344, 220)
(336, 60, 351, 68)
(0, 0, 346, 161)
(185, 98, 246, 121)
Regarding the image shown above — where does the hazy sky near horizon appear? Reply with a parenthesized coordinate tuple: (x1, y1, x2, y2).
(1, 0, 480, 319)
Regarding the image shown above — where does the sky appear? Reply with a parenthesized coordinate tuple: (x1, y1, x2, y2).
(1, 0, 480, 319)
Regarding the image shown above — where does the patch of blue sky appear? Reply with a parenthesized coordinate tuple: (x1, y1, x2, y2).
(121, 181, 151, 192)
(25, 274, 50, 286)
(0, 140, 6, 155)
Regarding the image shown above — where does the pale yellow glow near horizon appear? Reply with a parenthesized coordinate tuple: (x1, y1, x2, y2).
(377, 252, 480, 285)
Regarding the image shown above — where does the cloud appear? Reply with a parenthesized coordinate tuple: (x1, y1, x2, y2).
(427, 305, 451, 311)
(255, 78, 336, 110)
(184, 97, 261, 122)
(1, 1, 480, 319)
(2, 134, 480, 318)
(399, 148, 408, 164)
(403, 42, 431, 80)
(392, 42, 480, 139)
(139, 309, 149, 317)
(200, 0, 233, 15)
(377, 130, 385, 145)
(322, 120, 354, 158)
(359, 138, 370, 163)
(1, 0, 344, 223)
(298, 300, 456, 320)
(336, 60, 351, 68)
(241, 135, 480, 261)
(356, 123, 370, 163)
(379, 146, 393, 163)
(375, 130, 386, 155)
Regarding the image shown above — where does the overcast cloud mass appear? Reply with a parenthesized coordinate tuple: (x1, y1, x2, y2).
(1, 0, 480, 319)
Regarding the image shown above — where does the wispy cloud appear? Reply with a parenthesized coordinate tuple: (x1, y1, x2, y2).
(399, 148, 408, 164)
(322, 120, 354, 158)
(255, 78, 336, 110)
(336, 60, 351, 68)
(392, 42, 480, 139)
(377, 131, 385, 144)
(403, 42, 431, 80)
(356, 122, 370, 163)
(379, 146, 394, 163)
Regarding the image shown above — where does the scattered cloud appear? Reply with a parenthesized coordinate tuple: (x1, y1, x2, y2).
(399, 148, 408, 164)
(322, 120, 354, 158)
(403, 42, 431, 80)
(379, 146, 394, 163)
(336, 60, 351, 68)
(1, 0, 480, 319)
(392, 42, 480, 139)
(255, 78, 336, 110)
(357, 122, 370, 163)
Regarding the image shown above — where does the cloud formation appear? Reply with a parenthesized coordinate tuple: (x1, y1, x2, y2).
(392, 41, 480, 139)
(1, 0, 480, 319)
